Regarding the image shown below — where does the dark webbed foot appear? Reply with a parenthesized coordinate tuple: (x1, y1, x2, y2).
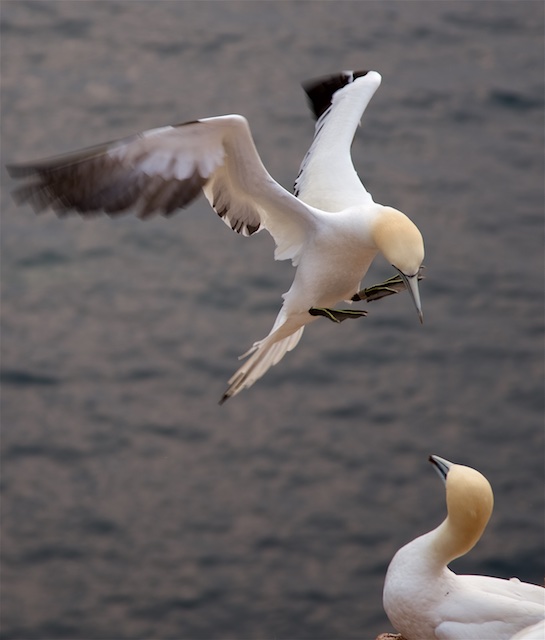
(309, 307, 368, 323)
(352, 268, 425, 303)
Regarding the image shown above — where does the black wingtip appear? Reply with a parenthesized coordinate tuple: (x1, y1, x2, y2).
(5, 163, 31, 179)
(302, 70, 370, 120)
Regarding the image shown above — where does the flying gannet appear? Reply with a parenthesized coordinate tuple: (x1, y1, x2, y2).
(7, 70, 424, 403)
(383, 455, 545, 640)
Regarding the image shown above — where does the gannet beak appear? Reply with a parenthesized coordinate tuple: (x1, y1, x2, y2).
(429, 455, 453, 484)
(397, 269, 423, 324)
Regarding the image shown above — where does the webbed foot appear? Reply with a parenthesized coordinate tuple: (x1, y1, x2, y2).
(309, 307, 368, 323)
(352, 268, 425, 303)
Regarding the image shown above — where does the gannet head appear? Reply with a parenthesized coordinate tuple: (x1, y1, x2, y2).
(429, 455, 494, 560)
(371, 207, 425, 323)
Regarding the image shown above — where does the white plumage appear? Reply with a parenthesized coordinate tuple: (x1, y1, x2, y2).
(383, 455, 545, 640)
(7, 71, 425, 402)
(511, 620, 545, 639)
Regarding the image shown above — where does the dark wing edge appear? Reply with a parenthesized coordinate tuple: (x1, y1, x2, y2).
(205, 176, 262, 237)
(5, 129, 209, 220)
(302, 70, 370, 121)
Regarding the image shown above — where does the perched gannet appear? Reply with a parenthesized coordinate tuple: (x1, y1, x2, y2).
(7, 70, 424, 403)
(383, 455, 545, 640)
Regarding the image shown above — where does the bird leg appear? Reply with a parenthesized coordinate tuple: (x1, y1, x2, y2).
(309, 267, 425, 323)
(308, 308, 368, 323)
(352, 267, 425, 303)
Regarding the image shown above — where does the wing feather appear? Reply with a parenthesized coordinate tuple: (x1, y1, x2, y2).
(294, 70, 381, 210)
(7, 115, 317, 260)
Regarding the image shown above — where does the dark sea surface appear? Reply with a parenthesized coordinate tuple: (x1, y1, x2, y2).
(1, 2, 543, 639)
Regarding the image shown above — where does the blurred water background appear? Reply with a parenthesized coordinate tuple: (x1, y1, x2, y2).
(1, 2, 543, 639)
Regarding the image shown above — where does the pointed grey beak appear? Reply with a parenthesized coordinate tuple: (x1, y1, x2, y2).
(397, 270, 423, 324)
(429, 454, 453, 484)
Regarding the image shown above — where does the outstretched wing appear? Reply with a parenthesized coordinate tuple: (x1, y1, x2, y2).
(7, 115, 316, 263)
(294, 70, 382, 211)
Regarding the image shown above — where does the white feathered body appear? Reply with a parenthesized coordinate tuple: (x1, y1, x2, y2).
(384, 531, 545, 640)
(384, 459, 545, 640)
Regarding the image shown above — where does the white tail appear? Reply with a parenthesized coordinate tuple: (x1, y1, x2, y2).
(219, 325, 305, 403)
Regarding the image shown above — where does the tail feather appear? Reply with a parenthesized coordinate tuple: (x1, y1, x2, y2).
(219, 326, 305, 403)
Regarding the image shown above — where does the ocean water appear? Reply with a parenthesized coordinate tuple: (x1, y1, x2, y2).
(1, 2, 543, 639)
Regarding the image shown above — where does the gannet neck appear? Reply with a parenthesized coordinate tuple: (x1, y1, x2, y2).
(431, 464, 494, 565)
(371, 207, 424, 276)
(384, 456, 544, 640)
